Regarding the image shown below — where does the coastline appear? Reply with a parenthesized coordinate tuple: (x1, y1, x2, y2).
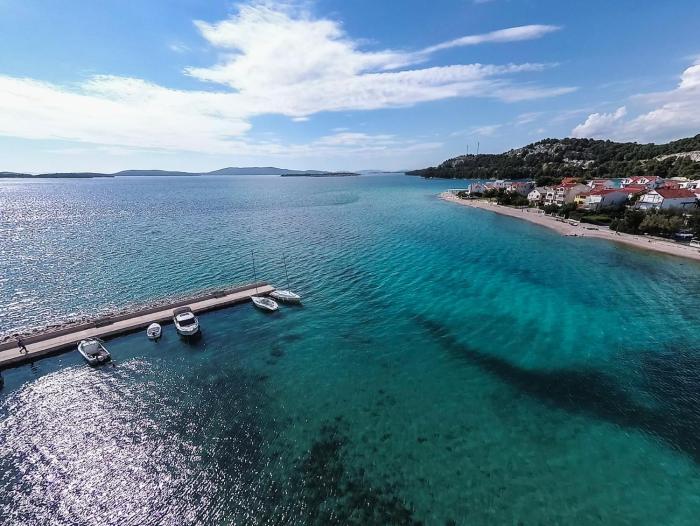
(440, 192, 700, 263)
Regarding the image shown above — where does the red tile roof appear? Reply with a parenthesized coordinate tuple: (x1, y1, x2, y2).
(655, 188, 697, 199)
(624, 185, 648, 193)
(627, 176, 661, 183)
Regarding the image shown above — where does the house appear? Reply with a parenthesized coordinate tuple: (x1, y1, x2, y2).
(661, 180, 683, 190)
(573, 192, 589, 207)
(560, 177, 579, 186)
(587, 179, 615, 189)
(585, 189, 629, 211)
(491, 180, 507, 189)
(543, 187, 558, 206)
(620, 176, 664, 189)
(465, 182, 489, 195)
(527, 187, 547, 205)
(563, 184, 590, 205)
(554, 183, 589, 206)
(623, 184, 649, 200)
(636, 188, 697, 211)
(506, 181, 534, 195)
(668, 177, 690, 188)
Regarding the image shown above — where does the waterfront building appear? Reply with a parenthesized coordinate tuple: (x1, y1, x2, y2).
(636, 188, 698, 211)
(585, 188, 629, 210)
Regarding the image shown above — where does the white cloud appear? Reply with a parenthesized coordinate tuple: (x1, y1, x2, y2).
(0, 2, 571, 157)
(0, 75, 251, 154)
(420, 25, 560, 54)
(571, 106, 627, 138)
(315, 132, 397, 146)
(514, 111, 543, 125)
(472, 124, 502, 136)
(572, 63, 700, 142)
(168, 42, 191, 53)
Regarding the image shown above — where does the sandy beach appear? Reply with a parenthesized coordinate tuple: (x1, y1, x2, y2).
(440, 192, 700, 263)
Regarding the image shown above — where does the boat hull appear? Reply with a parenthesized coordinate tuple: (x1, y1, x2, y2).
(252, 296, 279, 312)
(270, 290, 301, 303)
(175, 324, 199, 337)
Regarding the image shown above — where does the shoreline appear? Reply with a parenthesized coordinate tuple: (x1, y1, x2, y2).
(440, 192, 700, 263)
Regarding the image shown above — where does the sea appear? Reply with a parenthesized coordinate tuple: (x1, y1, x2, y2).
(2, 174, 700, 525)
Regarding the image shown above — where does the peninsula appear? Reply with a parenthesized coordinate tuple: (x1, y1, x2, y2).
(408, 134, 700, 185)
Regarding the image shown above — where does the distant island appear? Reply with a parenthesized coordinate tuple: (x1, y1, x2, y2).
(0, 167, 359, 179)
(280, 172, 358, 177)
(407, 134, 700, 186)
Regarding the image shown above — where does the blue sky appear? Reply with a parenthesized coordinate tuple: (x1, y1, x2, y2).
(1, 0, 699, 173)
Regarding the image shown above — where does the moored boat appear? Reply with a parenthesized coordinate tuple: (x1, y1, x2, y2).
(252, 296, 279, 312)
(77, 338, 111, 365)
(146, 323, 162, 340)
(270, 254, 301, 303)
(270, 289, 301, 303)
(173, 307, 200, 337)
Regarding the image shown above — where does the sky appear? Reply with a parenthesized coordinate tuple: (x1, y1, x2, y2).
(1, 0, 700, 173)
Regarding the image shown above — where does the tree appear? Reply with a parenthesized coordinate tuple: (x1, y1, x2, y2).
(688, 209, 700, 239)
(611, 209, 646, 234)
(406, 134, 700, 181)
(638, 210, 685, 237)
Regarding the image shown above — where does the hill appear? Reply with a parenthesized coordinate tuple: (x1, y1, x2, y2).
(407, 135, 700, 185)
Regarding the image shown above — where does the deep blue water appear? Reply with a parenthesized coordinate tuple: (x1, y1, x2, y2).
(2, 175, 700, 525)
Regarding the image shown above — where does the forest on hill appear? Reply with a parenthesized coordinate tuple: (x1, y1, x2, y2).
(407, 135, 700, 185)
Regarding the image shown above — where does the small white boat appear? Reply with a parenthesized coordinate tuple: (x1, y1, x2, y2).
(173, 307, 200, 337)
(146, 323, 162, 340)
(270, 289, 301, 303)
(270, 254, 302, 304)
(77, 338, 111, 365)
(252, 296, 279, 312)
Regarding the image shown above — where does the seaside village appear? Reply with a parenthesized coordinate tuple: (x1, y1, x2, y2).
(455, 175, 700, 241)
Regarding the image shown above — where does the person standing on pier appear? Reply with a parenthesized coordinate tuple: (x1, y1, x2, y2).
(16, 336, 28, 354)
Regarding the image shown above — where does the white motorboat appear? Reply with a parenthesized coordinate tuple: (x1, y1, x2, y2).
(252, 296, 279, 312)
(172, 307, 200, 337)
(146, 323, 162, 340)
(270, 289, 301, 304)
(77, 338, 111, 365)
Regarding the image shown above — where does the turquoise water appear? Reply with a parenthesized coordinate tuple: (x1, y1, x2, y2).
(2, 175, 700, 524)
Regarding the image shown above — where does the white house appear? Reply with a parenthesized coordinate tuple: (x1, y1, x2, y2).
(527, 187, 547, 204)
(543, 187, 557, 206)
(636, 188, 697, 211)
(585, 189, 629, 210)
(466, 182, 489, 195)
(620, 176, 664, 189)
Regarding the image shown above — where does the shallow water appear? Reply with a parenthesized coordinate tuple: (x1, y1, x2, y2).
(2, 175, 700, 524)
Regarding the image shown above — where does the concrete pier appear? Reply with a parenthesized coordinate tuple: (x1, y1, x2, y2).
(0, 282, 274, 369)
